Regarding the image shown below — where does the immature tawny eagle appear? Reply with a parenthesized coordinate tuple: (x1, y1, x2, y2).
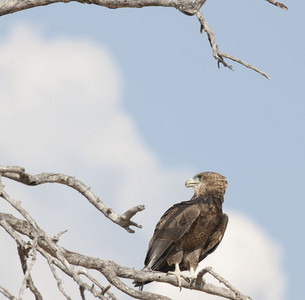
(134, 171, 228, 288)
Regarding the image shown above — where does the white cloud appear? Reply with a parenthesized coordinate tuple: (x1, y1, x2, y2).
(0, 24, 121, 167)
(0, 24, 285, 300)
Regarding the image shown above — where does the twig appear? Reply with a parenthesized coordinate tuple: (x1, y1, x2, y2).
(196, 11, 270, 80)
(46, 255, 72, 300)
(0, 165, 144, 233)
(0, 181, 95, 298)
(0, 285, 17, 300)
(17, 244, 43, 300)
(42, 249, 111, 300)
(77, 269, 117, 299)
(52, 229, 68, 242)
(18, 237, 39, 299)
(0, 218, 39, 300)
(196, 267, 252, 300)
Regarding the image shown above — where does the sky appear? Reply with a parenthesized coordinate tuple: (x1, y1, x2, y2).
(0, 0, 304, 299)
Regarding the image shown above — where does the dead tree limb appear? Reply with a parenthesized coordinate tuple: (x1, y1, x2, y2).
(0, 0, 287, 78)
(0, 165, 144, 233)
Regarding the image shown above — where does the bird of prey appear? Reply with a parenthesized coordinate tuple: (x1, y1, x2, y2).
(134, 171, 228, 288)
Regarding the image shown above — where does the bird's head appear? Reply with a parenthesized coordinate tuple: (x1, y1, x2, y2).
(185, 172, 228, 199)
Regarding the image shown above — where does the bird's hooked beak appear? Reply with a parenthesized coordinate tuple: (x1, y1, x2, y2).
(185, 176, 200, 188)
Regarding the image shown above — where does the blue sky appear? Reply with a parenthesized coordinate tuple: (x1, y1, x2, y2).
(0, 1, 304, 299)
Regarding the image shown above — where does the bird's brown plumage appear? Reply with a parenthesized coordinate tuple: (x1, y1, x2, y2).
(134, 172, 228, 288)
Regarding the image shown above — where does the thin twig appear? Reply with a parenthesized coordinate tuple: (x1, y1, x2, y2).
(77, 269, 116, 299)
(18, 237, 39, 299)
(0, 181, 91, 298)
(196, 267, 252, 300)
(40, 249, 112, 299)
(52, 229, 68, 242)
(0, 285, 17, 300)
(46, 255, 72, 300)
(17, 244, 43, 300)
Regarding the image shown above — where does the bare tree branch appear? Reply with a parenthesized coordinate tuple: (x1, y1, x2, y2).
(41, 247, 114, 300)
(77, 270, 116, 299)
(0, 212, 118, 300)
(0, 0, 203, 17)
(0, 210, 252, 300)
(17, 243, 43, 300)
(0, 0, 287, 78)
(46, 254, 72, 300)
(0, 165, 144, 233)
(196, 267, 251, 300)
(18, 237, 39, 299)
(196, 11, 271, 80)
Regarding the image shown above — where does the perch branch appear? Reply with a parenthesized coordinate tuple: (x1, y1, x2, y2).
(0, 165, 144, 233)
(0, 211, 252, 300)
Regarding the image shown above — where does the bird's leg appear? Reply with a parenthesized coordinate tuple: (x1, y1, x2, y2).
(167, 263, 183, 289)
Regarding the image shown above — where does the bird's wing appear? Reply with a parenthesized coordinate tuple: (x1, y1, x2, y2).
(144, 200, 201, 270)
(199, 213, 228, 262)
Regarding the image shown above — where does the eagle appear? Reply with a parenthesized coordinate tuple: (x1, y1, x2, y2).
(134, 171, 228, 288)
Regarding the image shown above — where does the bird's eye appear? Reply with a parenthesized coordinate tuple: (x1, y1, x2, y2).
(197, 175, 202, 180)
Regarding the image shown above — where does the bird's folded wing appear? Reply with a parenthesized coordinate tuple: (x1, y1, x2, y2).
(145, 202, 201, 269)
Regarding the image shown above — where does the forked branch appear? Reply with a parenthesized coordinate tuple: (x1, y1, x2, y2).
(196, 11, 270, 79)
(0, 165, 144, 233)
